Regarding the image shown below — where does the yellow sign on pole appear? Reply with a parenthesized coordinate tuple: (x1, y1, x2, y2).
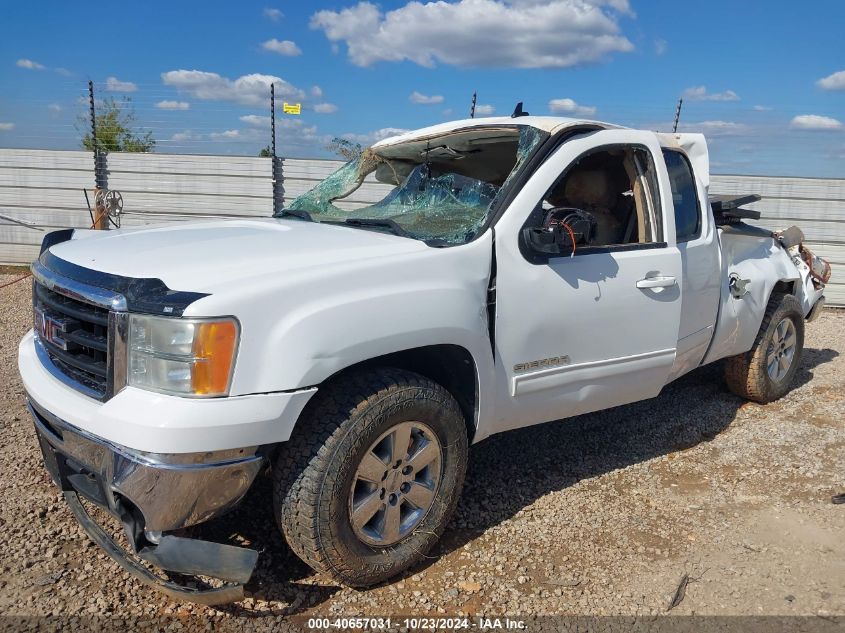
(283, 102, 301, 115)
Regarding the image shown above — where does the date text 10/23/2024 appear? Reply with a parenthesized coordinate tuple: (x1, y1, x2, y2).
(306, 617, 527, 630)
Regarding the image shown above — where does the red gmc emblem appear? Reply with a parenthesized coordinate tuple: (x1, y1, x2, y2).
(34, 307, 76, 351)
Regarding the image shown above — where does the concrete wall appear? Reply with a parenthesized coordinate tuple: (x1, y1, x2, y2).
(1, 149, 842, 305)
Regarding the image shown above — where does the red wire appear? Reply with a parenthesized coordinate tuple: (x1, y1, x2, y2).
(561, 223, 577, 255)
(0, 273, 31, 290)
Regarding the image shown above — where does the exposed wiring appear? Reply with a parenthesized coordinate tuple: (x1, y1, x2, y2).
(561, 222, 577, 256)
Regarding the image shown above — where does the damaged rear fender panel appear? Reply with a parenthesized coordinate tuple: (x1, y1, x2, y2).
(703, 233, 801, 364)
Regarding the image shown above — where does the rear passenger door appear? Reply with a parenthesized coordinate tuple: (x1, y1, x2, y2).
(490, 130, 683, 435)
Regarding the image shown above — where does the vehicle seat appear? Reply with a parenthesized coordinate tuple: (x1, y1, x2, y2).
(560, 170, 624, 245)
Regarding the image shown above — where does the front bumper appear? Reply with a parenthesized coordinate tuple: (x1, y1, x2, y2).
(29, 397, 264, 532)
(28, 396, 263, 603)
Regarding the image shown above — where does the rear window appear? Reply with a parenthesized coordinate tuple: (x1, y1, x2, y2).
(662, 149, 701, 242)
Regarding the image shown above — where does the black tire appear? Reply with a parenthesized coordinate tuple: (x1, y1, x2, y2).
(724, 293, 805, 403)
(273, 368, 468, 587)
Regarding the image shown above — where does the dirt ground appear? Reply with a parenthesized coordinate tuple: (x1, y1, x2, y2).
(0, 273, 843, 630)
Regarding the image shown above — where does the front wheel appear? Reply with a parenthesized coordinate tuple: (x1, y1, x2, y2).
(724, 293, 805, 403)
(273, 368, 468, 587)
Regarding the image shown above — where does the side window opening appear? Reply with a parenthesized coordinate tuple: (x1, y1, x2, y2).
(528, 145, 663, 252)
(662, 149, 701, 242)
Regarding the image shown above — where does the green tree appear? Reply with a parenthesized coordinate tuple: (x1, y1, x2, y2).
(80, 97, 155, 153)
(326, 137, 363, 161)
(258, 145, 272, 157)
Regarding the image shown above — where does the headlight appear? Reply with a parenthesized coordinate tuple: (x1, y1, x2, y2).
(127, 315, 239, 397)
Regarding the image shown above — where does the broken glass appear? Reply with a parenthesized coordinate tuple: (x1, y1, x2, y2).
(284, 125, 548, 245)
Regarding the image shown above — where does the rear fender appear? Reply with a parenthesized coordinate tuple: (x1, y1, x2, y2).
(703, 233, 800, 364)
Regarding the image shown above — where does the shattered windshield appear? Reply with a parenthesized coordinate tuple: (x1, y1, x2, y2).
(282, 125, 547, 245)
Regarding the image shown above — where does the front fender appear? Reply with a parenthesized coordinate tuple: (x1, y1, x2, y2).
(189, 232, 495, 399)
(268, 285, 494, 390)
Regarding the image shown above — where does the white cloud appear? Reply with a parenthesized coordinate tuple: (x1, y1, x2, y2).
(684, 120, 748, 136)
(790, 114, 842, 131)
(343, 127, 412, 145)
(310, 0, 634, 68)
(652, 120, 749, 137)
(263, 7, 283, 21)
(76, 95, 105, 107)
(16, 58, 44, 70)
(442, 108, 454, 117)
(54, 67, 73, 77)
(240, 114, 270, 127)
(48, 104, 61, 113)
(817, 70, 845, 91)
(170, 130, 199, 142)
(105, 76, 138, 92)
(752, 105, 772, 112)
(155, 100, 190, 110)
(262, 39, 302, 56)
(313, 102, 339, 114)
(211, 129, 243, 140)
(161, 69, 305, 106)
(211, 118, 322, 147)
(409, 91, 444, 105)
(682, 86, 740, 102)
(474, 104, 495, 115)
(548, 98, 596, 116)
(654, 38, 667, 55)
(0, 122, 14, 131)
(310, 85, 323, 99)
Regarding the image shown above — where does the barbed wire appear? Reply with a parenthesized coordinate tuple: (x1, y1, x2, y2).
(2, 79, 841, 161)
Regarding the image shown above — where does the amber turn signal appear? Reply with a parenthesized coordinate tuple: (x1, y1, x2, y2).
(191, 320, 239, 395)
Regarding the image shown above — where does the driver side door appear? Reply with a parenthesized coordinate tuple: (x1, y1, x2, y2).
(488, 129, 683, 435)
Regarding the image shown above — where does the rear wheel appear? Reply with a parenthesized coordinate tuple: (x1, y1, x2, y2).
(724, 293, 804, 403)
(273, 368, 468, 587)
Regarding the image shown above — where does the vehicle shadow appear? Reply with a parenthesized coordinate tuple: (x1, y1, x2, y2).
(193, 346, 838, 616)
(441, 346, 837, 551)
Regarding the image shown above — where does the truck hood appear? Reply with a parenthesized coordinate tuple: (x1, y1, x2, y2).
(48, 218, 429, 293)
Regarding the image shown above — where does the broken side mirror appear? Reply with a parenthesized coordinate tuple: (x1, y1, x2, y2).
(522, 207, 596, 257)
(522, 226, 568, 255)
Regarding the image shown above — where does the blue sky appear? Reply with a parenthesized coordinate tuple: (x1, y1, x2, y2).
(1, 0, 843, 176)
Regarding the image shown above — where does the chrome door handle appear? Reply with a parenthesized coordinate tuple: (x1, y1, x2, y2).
(636, 276, 677, 289)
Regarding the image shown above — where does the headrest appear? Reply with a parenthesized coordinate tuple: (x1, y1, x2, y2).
(562, 170, 615, 209)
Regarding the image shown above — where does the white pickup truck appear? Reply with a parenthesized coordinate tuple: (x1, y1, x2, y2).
(19, 115, 830, 603)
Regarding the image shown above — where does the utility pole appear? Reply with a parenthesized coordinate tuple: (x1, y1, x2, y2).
(270, 83, 283, 215)
(88, 80, 97, 163)
(270, 83, 277, 159)
(89, 80, 108, 228)
(672, 97, 684, 133)
(470, 91, 477, 119)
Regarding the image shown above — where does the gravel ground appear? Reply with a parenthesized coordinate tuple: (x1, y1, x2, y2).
(0, 272, 843, 629)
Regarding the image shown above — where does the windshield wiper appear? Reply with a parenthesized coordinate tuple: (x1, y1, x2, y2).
(329, 218, 412, 238)
(275, 209, 313, 221)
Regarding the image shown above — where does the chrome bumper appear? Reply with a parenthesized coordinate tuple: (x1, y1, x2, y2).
(28, 395, 264, 603)
(27, 395, 264, 532)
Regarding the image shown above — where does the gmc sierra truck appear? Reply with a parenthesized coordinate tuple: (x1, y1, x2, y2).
(18, 116, 830, 603)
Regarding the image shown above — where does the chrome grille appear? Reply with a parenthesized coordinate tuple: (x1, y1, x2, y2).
(34, 282, 110, 399)
(31, 261, 128, 402)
